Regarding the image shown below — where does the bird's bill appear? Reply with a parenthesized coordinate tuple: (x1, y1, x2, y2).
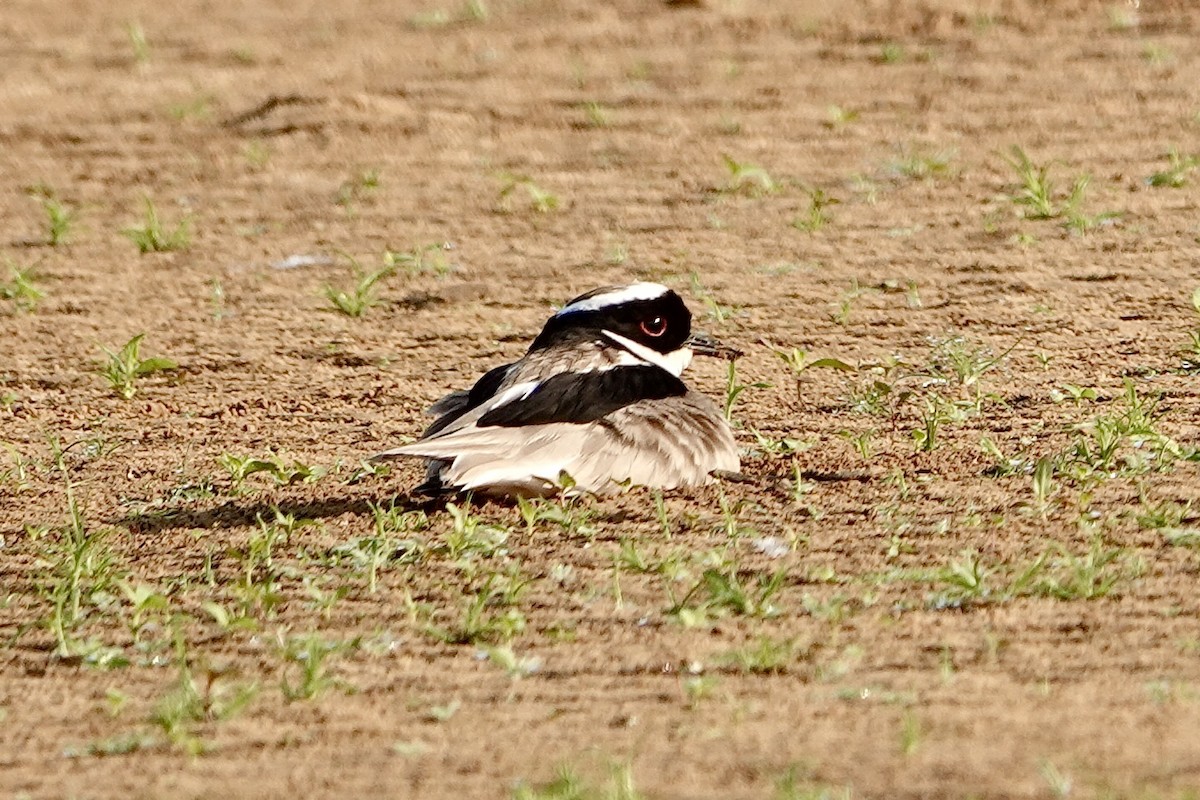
(685, 333, 742, 360)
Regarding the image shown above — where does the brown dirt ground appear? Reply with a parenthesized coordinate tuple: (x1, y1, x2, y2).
(4, 0, 1200, 797)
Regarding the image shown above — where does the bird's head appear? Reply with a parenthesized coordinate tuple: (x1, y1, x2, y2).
(529, 282, 737, 376)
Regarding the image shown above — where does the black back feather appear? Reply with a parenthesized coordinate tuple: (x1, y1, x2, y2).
(476, 366, 686, 428)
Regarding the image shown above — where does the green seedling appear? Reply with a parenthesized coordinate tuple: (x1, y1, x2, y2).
(1039, 760, 1073, 800)
(498, 174, 559, 213)
(514, 763, 644, 800)
(39, 196, 77, 246)
(98, 333, 178, 399)
(325, 254, 394, 317)
(671, 563, 787, 620)
(243, 140, 270, 168)
(208, 278, 227, 320)
(720, 154, 778, 196)
(899, 711, 921, 756)
(879, 42, 905, 63)
(790, 187, 837, 233)
(1142, 43, 1174, 65)
(688, 272, 740, 323)
(126, 21, 151, 64)
(335, 168, 381, 209)
(580, 101, 611, 128)
(1003, 146, 1058, 219)
(890, 146, 953, 180)
(774, 767, 853, 800)
(424, 575, 527, 645)
(384, 242, 454, 278)
(823, 104, 859, 129)
(773, 346, 856, 377)
(722, 360, 770, 424)
(1002, 146, 1118, 231)
(486, 644, 540, 680)
(410, 0, 488, 28)
(912, 394, 966, 452)
(1031, 457, 1055, 513)
(1049, 384, 1098, 404)
(167, 94, 213, 121)
(683, 675, 719, 710)
(122, 198, 191, 253)
(279, 633, 350, 702)
(516, 495, 597, 540)
(831, 279, 873, 326)
(40, 444, 121, 657)
(720, 635, 803, 674)
(148, 621, 258, 754)
(440, 501, 510, 561)
(1148, 147, 1199, 188)
(1, 262, 44, 312)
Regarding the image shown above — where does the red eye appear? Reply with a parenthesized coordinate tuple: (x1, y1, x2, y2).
(640, 316, 667, 337)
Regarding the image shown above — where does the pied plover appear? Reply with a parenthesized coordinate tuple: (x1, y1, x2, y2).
(373, 281, 741, 496)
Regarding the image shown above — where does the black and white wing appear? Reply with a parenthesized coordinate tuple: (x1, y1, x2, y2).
(374, 365, 737, 494)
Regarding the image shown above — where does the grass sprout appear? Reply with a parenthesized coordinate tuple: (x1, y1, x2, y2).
(122, 198, 191, 253)
(1148, 147, 1199, 188)
(721, 154, 778, 196)
(98, 333, 178, 399)
(1, 262, 44, 312)
(325, 255, 394, 317)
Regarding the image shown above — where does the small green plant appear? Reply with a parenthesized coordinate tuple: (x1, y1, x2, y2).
(243, 140, 270, 168)
(720, 154, 778, 196)
(384, 242, 454, 278)
(1148, 147, 1199, 188)
(722, 360, 771, 424)
(151, 624, 258, 754)
(1003, 146, 1058, 219)
(335, 167, 381, 209)
(890, 146, 953, 180)
(688, 272, 740, 323)
(498, 174, 559, 213)
(514, 763, 645, 800)
(324, 256, 394, 317)
(580, 101, 611, 128)
(167, 94, 214, 121)
(1, 262, 44, 312)
(98, 334, 178, 399)
(126, 21, 151, 64)
(486, 644, 541, 680)
(219, 453, 325, 494)
(38, 195, 78, 246)
(831, 279, 873, 326)
(410, 0, 489, 28)
(720, 635, 803, 674)
(331, 502, 429, 592)
(1142, 42, 1174, 65)
(1031, 457, 1055, 513)
(39, 443, 121, 657)
(122, 198, 191, 253)
(774, 767, 853, 800)
(899, 710, 921, 756)
(208, 278, 227, 320)
(823, 104, 859, 129)
(878, 42, 906, 63)
(279, 634, 350, 702)
(1002, 146, 1117, 232)
(790, 187, 837, 233)
(671, 562, 787, 621)
(424, 575, 527, 645)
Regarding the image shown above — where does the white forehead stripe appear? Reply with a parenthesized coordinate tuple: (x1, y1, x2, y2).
(555, 282, 670, 317)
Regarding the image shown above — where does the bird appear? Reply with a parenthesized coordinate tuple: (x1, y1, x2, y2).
(372, 281, 741, 497)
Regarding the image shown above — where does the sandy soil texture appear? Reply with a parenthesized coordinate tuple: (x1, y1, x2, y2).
(3, 0, 1200, 797)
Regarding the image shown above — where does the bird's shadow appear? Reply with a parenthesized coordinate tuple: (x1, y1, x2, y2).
(118, 493, 447, 535)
